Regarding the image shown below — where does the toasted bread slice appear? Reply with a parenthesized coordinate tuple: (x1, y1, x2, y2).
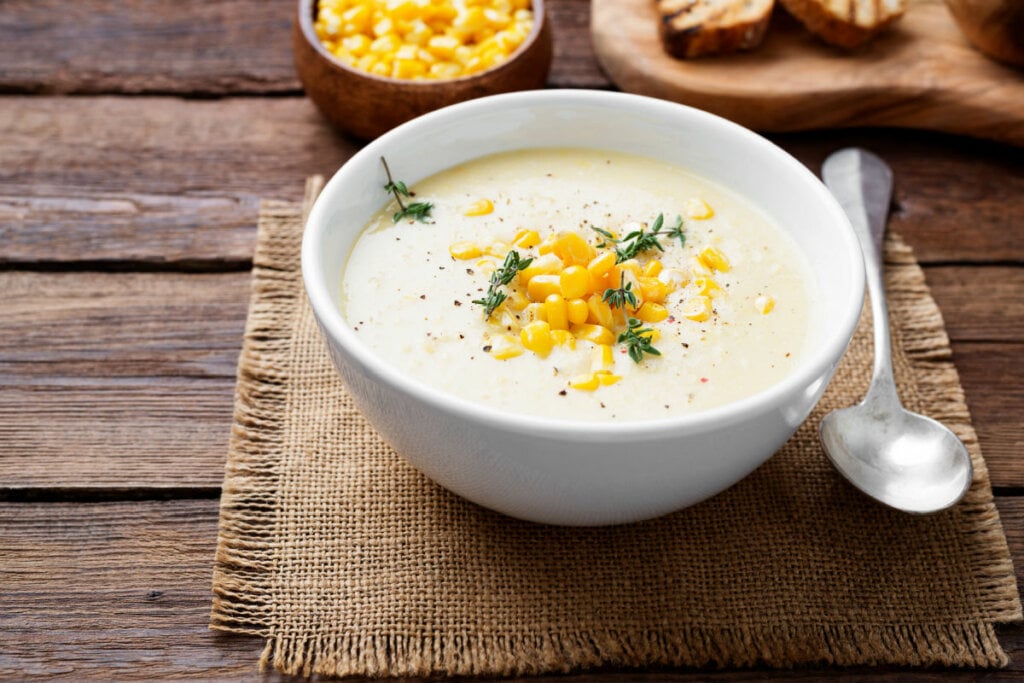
(779, 0, 906, 48)
(658, 0, 775, 58)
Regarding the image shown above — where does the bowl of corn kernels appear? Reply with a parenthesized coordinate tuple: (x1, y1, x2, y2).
(293, 0, 553, 139)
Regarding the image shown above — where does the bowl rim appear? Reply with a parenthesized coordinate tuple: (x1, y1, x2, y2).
(295, 0, 548, 86)
(302, 89, 866, 441)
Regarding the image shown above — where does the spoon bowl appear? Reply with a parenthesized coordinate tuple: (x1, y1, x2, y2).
(820, 148, 973, 514)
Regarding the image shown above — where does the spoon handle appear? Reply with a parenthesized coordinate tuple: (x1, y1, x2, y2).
(822, 148, 897, 404)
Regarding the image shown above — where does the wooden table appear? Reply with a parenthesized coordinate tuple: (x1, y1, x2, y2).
(2, 1, 1022, 680)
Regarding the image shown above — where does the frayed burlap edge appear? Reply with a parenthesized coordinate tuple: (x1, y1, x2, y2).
(210, 179, 1021, 677)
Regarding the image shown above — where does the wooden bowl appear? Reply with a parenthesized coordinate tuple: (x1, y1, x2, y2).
(944, 0, 1024, 68)
(293, 0, 553, 140)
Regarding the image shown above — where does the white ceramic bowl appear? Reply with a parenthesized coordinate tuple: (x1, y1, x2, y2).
(302, 90, 865, 526)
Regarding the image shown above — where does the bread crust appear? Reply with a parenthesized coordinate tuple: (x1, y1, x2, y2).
(658, 0, 774, 58)
(778, 0, 906, 48)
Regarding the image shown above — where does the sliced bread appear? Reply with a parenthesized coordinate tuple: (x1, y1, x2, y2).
(778, 0, 906, 48)
(658, 0, 775, 58)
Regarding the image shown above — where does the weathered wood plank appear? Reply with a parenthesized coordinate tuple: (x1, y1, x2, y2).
(1, 96, 1021, 265)
(0, 269, 1021, 490)
(2, 498, 1023, 680)
(0, 0, 605, 95)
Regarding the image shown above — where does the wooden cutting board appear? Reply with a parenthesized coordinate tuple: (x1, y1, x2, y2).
(591, 0, 1024, 145)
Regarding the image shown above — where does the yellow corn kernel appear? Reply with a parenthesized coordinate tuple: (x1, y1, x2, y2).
(404, 19, 433, 45)
(755, 295, 775, 315)
(699, 245, 731, 272)
(537, 231, 558, 255)
(570, 323, 616, 346)
(553, 232, 596, 266)
(566, 297, 589, 325)
(591, 344, 614, 372)
(597, 372, 622, 386)
(637, 327, 661, 342)
(614, 259, 642, 279)
(512, 229, 541, 249)
(550, 329, 576, 349)
(544, 293, 569, 330)
(506, 289, 529, 311)
(635, 301, 669, 323)
(682, 296, 713, 322)
(559, 265, 592, 300)
(585, 293, 615, 329)
(638, 276, 669, 303)
(392, 58, 427, 79)
(489, 334, 522, 360)
(448, 240, 481, 260)
(586, 250, 616, 280)
(484, 240, 511, 258)
(426, 34, 460, 59)
(464, 198, 494, 216)
(643, 260, 663, 278)
(686, 197, 715, 220)
(428, 61, 461, 79)
(518, 252, 562, 284)
(475, 258, 496, 276)
(693, 277, 721, 297)
(523, 301, 546, 323)
(520, 320, 553, 357)
(569, 373, 600, 391)
(690, 256, 712, 277)
(372, 17, 395, 37)
(527, 274, 561, 301)
(341, 34, 373, 56)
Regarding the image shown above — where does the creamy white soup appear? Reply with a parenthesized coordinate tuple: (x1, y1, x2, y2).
(340, 148, 816, 422)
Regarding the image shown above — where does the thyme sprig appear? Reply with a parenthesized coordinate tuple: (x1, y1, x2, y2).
(664, 214, 686, 247)
(602, 273, 638, 311)
(618, 317, 662, 364)
(592, 213, 677, 262)
(381, 156, 433, 223)
(472, 250, 533, 319)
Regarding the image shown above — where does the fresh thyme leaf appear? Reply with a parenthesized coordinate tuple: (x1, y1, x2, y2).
(618, 317, 662, 364)
(602, 273, 638, 311)
(381, 156, 433, 223)
(472, 249, 533, 318)
(664, 214, 685, 247)
(594, 215, 668, 262)
(394, 201, 434, 223)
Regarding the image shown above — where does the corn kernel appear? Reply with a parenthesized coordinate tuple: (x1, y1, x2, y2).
(597, 372, 622, 386)
(537, 232, 558, 255)
(755, 295, 775, 315)
(527, 274, 561, 301)
(570, 323, 616, 346)
(686, 198, 715, 219)
(489, 334, 522, 360)
(690, 256, 712, 277)
(635, 301, 669, 323)
(699, 245, 731, 272)
(475, 258, 496, 276)
(585, 293, 615, 329)
(559, 265, 592, 300)
(693, 277, 721, 297)
(569, 373, 600, 391)
(484, 240, 510, 258)
(520, 320, 553, 357)
(550, 329, 576, 349)
(553, 232, 596, 266)
(426, 34, 460, 59)
(512, 229, 541, 249)
(449, 241, 482, 260)
(506, 289, 529, 311)
(643, 260, 663, 277)
(586, 250, 616, 279)
(392, 58, 427, 79)
(518, 253, 562, 284)
(638, 276, 669, 303)
(464, 198, 494, 216)
(566, 297, 589, 325)
(682, 296, 713, 322)
(544, 293, 569, 330)
(591, 344, 614, 372)
(523, 301, 546, 323)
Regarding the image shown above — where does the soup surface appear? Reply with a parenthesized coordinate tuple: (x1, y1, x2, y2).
(341, 148, 816, 421)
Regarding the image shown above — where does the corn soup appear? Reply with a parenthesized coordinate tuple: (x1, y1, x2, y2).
(340, 148, 816, 421)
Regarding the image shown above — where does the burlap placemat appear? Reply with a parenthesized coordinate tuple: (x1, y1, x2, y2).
(211, 177, 1021, 678)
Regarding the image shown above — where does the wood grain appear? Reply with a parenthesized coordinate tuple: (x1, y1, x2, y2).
(0, 0, 607, 95)
(591, 0, 1024, 146)
(2, 498, 1023, 681)
(1, 97, 1022, 266)
(0, 270, 1020, 491)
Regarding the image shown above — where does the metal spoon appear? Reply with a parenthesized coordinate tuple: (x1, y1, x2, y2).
(820, 148, 973, 514)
